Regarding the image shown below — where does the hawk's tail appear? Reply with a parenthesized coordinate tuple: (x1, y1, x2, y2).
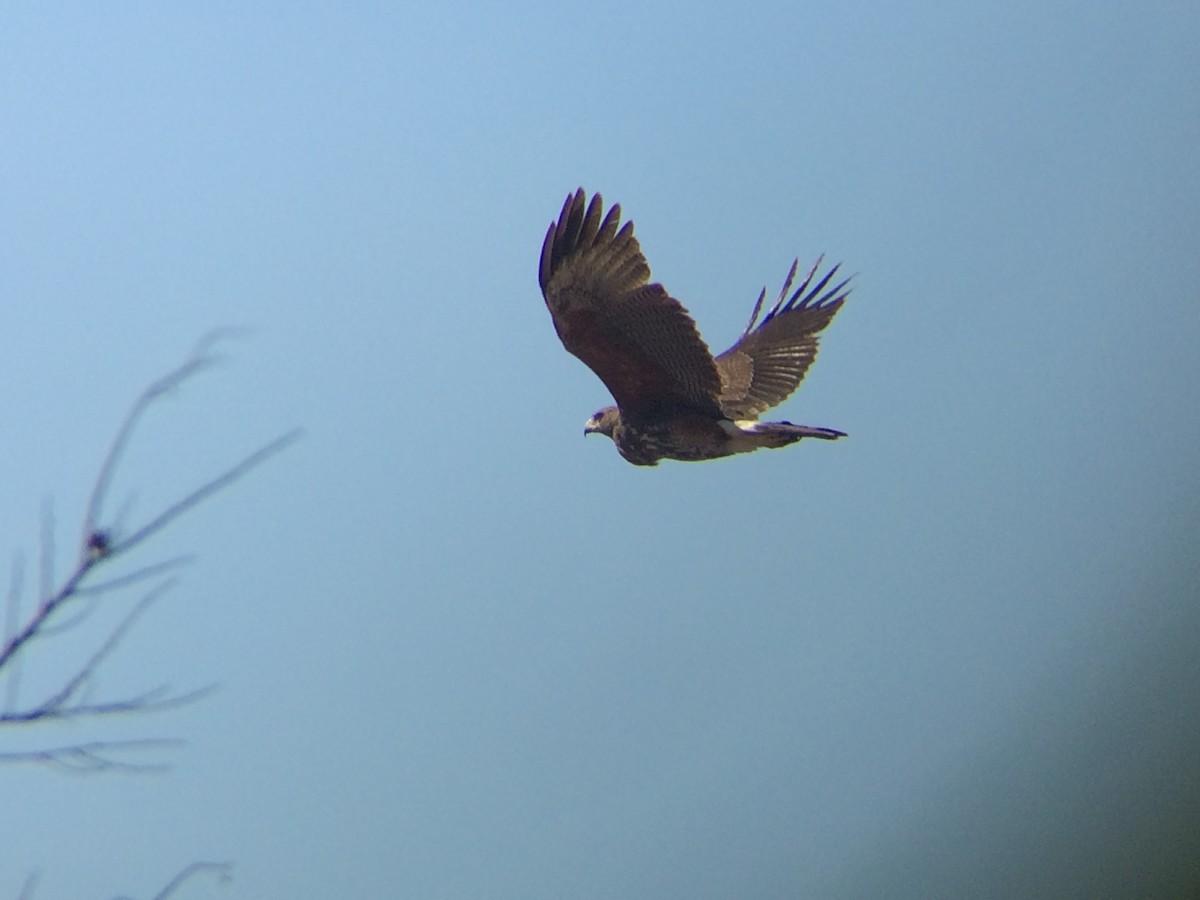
(736, 420, 846, 448)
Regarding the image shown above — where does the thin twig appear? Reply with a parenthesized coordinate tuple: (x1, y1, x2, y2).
(0, 683, 217, 724)
(30, 593, 99, 639)
(0, 334, 299, 772)
(75, 556, 195, 597)
(0, 557, 99, 672)
(149, 861, 234, 900)
(0, 427, 301, 672)
(0, 739, 185, 773)
(82, 329, 240, 543)
(36, 580, 174, 714)
(4, 553, 23, 712)
(114, 428, 303, 555)
(39, 497, 55, 602)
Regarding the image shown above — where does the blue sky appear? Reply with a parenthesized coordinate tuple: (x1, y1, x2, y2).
(3, 2, 1199, 897)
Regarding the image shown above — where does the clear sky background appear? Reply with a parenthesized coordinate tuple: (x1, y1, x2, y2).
(3, 3, 1199, 898)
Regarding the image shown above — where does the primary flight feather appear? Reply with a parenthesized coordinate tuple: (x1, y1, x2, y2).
(539, 188, 848, 466)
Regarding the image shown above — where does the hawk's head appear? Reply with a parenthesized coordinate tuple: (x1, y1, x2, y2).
(584, 406, 620, 439)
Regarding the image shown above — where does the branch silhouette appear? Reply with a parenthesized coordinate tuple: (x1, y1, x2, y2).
(0, 334, 301, 773)
(16, 859, 233, 898)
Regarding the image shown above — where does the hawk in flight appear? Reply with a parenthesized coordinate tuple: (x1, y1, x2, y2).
(539, 188, 849, 466)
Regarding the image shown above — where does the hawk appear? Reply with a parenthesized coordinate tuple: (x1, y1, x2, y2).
(538, 188, 849, 466)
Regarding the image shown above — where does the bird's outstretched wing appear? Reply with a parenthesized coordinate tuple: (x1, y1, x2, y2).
(715, 257, 850, 420)
(539, 189, 724, 419)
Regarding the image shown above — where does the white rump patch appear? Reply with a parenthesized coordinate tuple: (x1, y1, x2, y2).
(718, 419, 760, 436)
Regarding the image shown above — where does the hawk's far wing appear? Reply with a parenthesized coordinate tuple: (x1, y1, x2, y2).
(539, 189, 724, 419)
(715, 257, 850, 420)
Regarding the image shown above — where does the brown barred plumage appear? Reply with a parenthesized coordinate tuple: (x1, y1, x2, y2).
(540, 189, 849, 466)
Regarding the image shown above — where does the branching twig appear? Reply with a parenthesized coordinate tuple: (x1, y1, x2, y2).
(17, 859, 234, 898)
(0, 684, 218, 724)
(0, 334, 300, 771)
(76, 556, 194, 598)
(147, 861, 234, 899)
(81, 329, 238, 542)
(0, 739, 185, 774)
(4, 553, 24, 712)
(21, 580, 178, 720)
(113, 428, 302, 555)
(39, 498, 55, 603)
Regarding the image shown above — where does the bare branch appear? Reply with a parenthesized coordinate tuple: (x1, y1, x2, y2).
(75, 556, 194, 597)
(28, 593, 99, 640)
(0, 739, 185, 773)
(81, 328, 242, 543)
(17, 859, 234, 899)
(34, 580, 174, 715)
(113, 427, 304, 557)
(148, 861, 234, 900)
(0, 334, 299, 772)
(4, 553, 24, 712)
(104, 861, 236, 900)
(0, 558, 98, 672)
(39, 498, 55, 602)
(1, 684, 218, 725)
